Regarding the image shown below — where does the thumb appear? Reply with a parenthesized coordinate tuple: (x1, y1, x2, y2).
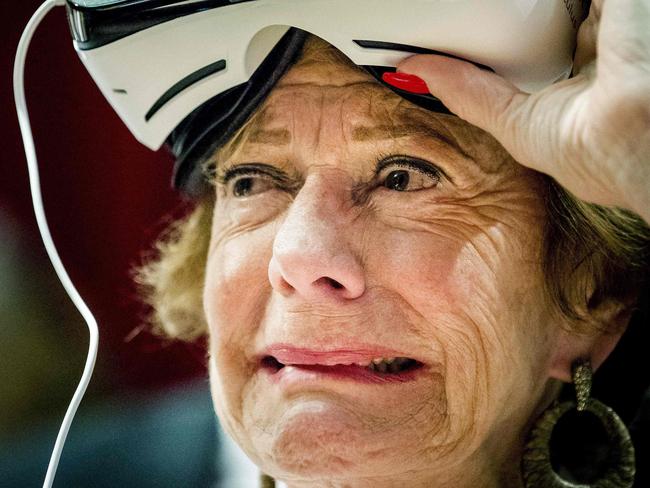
(397, 54, 527, 143)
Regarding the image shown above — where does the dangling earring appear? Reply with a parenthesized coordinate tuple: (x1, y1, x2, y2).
(522, 359, 636, 487)
(260, 472, 276, 488)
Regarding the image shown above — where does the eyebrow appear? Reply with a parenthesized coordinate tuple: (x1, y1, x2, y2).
(246, 119, 472, 160)
(359, 121, 473, 162)
(351, 123, 461, 148)
(248, 128, 291, 145)
(353, 105, 472, 159)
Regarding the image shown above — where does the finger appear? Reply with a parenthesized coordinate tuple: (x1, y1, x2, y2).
(597, 0, 650, 77)
(396, 54, 528, 148)
(396, 54, 592, 184)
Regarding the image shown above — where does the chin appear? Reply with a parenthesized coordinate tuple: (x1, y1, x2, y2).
(249, 398, 425, 481)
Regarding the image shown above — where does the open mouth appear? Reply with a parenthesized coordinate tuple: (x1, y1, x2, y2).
(261, 355, 424, 377)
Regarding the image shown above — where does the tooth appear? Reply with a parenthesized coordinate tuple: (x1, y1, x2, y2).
(367, 357, 414, 373)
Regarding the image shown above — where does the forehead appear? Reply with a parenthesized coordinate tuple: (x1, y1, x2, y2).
(217, 37, 515, 174)
(262, 81, 436, 130)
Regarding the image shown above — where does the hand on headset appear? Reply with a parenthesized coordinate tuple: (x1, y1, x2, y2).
(397, 0, 650, 223)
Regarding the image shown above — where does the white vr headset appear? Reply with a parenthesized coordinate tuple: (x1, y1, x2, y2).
(67, 0, 587, 195)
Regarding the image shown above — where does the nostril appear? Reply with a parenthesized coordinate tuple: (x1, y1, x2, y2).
(328, 278, 344, 289)
(279, 279, 294, 293)
(268, 250, 365, 299)
(316, 277, 344, 290)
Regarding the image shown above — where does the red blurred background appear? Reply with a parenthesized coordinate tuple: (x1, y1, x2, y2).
(2, 0, 207, 441)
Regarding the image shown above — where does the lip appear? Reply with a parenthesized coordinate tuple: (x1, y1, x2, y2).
(268, 363, 427, 386)
(259, 343, 430, 386)
(263, 344, 426, 366)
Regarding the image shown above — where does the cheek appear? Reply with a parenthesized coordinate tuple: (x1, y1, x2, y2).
(204, 218, 275, 336)
(204, 191, 292, 336)
(203, 220, 276, 424)
(368, 209, 553, 437)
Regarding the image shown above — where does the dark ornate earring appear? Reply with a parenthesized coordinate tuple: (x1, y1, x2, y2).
(260, 472, 276, 488)
(522, 359, 636, 487)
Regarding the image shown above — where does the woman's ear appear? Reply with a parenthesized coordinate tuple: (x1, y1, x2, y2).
(547, 298, 635, 383)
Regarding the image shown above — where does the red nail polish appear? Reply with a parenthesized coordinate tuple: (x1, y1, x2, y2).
(381, 72, 429, 94)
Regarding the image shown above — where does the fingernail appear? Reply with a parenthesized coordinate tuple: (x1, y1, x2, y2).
(381, 71, 429, 94)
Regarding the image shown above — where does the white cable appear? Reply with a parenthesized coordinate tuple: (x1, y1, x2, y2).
(13, 1, 99, 487)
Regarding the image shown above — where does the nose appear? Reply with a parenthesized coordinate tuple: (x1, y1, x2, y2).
(268, 176, 366, 301)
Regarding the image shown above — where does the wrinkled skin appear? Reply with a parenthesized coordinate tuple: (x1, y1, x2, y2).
(399, 0, 650, 222)
(203, 41, 608, 488)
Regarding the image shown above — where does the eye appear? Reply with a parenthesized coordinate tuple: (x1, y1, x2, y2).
(377, 156, 441, 192)
(218, 164, 294, 198)
(229, 173, 275, 197)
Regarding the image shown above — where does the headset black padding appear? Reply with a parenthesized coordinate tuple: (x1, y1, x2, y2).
(169, 27, 308, 198)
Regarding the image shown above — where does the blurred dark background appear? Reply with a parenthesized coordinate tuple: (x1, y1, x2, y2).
(1, 1, 220, 486)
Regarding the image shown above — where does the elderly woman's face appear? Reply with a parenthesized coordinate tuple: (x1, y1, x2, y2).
(203, 42, 564, 486)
